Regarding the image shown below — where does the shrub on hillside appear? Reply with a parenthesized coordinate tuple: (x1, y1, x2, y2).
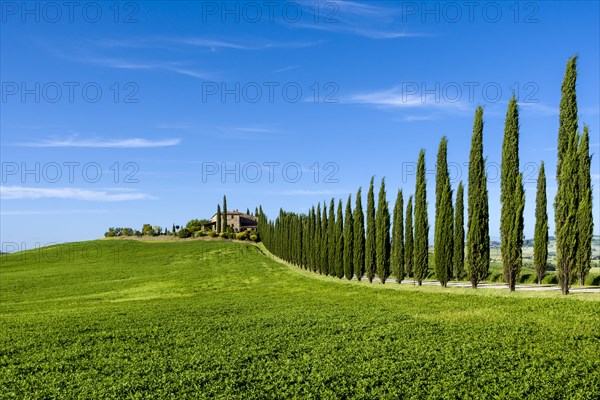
(236, 231, 249, 240)
(249, 233, 258, 242)
(186, 219, 203, 233)
(105, 227, 135, 237)
(208, 230, 218, 238)
(178, 228, 192, 238)
(142, 224, 155, 236)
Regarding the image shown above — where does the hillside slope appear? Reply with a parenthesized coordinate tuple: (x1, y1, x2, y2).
(1, 240, 599, 399)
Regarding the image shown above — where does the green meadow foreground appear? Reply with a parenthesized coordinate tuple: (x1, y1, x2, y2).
(1, 240, 599, 399)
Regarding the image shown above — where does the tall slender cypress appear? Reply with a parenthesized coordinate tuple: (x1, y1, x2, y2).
(335, 199, 344, 279)
(343, 195, 354, 280)
(391, 190, 405, 283)
(222, 195, 228, 233)
(328, 199, 336, 276)
(315, 204, 322, 273)
(365, 177, 377, 282)
(500, 96, 524, 291)
(321, 203, 328, 275)
(576, 126, 593, 285)
(556, 56, 578, 187)
(556, 138, 578, 295)
(434, 137, 453, 287)
(216, 204, 222, 233)
(466, 106, 490, 288)
(533, 162, 548, 284)
(376, 178, 391, 283)
(405, 196, 414, 278)
(413, 150, 429, 285)
(308, 208, 314, 271)
(555, 56, 580, 295)
(453, 182, 465, 280)
(353, 188, 365, 281)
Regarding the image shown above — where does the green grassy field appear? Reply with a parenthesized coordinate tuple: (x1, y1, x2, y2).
(1, 240, 599, 399)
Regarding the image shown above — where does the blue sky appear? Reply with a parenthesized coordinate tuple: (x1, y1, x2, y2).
(1, 1, 599, 251)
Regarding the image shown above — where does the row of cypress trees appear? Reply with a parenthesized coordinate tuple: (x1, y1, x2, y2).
(257, 56, 593, 295)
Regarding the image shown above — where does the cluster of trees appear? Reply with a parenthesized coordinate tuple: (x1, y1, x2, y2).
(258, 56, 593, 295)
(214, 195, 259, 241)
(554, 56, 594, 295)
(105, 220, 211, 239)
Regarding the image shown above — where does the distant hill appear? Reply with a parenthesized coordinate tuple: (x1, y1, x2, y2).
(490, 235, 600, 263)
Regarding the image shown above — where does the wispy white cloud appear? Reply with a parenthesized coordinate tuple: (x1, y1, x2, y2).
(333, 0, 398, 18)
(220, 127, 279, 134)
(518, 102, 558, 116)
(19, 137, 181, 148)
(271, 189, 348, 196)
(0, 187, 156, 202)
(85, 57, 211, 79)
(0, 209, 109, 216)
(92, 36, 320, 51)
(532, 146, 556, 152)
(292, 21, 424, 39)
(292, 1, 426, 39)
(273, 65, 300, 73)
(400, 115, 435, 122)
(346, 87, 467, 110)
(215, 126, 283, 139)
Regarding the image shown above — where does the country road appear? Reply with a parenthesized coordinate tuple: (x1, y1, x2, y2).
(374, 277, 600, 293)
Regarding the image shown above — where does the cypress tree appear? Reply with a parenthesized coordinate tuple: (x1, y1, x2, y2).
(466, 106, 490, 288)
(328, 199, 336, 276)
(321, 203, 328, 275)
(434, 137, 453, 287)
(315, 203, 322, 274)
(302, 206, 315, 271)
(500, 96, 524, 291)
(413, 150, 429, 286)
(555, 56, 580, 295)
(344, 195, 354, 280)
(353, 188, 365, 281)
(533, 162, 548, 284)
(391, 189, 405, 283)
(556, 56, 578, 187)
(302, 214, 307, 267)
(216, 205, 221, 233)
(453, 182, 465, 280)
(376, 178, 391, 283)
(577, 126, 593, 285)
(556, 137, 579, 295)
(405, 196, 414, 278)
(365, 177, 377, 282)
(222, 195, 228, 233)
(335, 199, 344, 279)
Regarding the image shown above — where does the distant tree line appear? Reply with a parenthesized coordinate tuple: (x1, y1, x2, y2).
(104, 195, 260, 242)
(257, 56, 593, 295)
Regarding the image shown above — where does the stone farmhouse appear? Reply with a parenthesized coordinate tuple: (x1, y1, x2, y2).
(205, 210, 258, 232)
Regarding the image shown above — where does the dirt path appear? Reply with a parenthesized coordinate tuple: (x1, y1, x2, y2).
(387, 278, 600, 293)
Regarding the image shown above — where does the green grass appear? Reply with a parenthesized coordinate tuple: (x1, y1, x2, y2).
(1, 240, 599, 399)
